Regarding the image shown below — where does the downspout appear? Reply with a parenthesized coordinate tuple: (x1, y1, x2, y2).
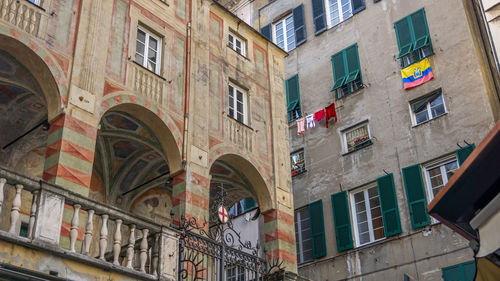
(182, 0, 193, 166)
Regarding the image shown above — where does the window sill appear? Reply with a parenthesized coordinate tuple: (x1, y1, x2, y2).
(227, 44, 249, 61)
(332, 86, 364, 101)
(130, 60, 167, 81)
(226, 115, 253, 131)
(342, 139, 373, 156)
(400, 53, 435, 69)
(411, 112, 447, 128)
(24, 0, 45, 11)
(355, 237, 387, 249)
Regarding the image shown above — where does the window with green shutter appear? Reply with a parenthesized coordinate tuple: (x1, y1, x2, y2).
(331, 191, 354, 251)
(442, 261, 476, 281)
(456, 144, 475, 165)
(376, 174, 402, 237)
(331, 44, 363, 99)
(308, 200, 327, 258)
(394, 8, 433, 68)
(402, 164, 431, 229)
(286, 74, 301, 122)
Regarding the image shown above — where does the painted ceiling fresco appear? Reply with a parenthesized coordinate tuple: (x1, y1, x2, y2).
(209, 160, 255, 214)
(0, 50, 47, 170)
(92, 111, 170, 205)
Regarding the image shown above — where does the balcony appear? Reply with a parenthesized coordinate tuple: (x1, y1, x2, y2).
(0, 0, 44, 37)
(0, 167, 178, 280)
(129, 61, 166, 105)
(225, 116, 254, 152)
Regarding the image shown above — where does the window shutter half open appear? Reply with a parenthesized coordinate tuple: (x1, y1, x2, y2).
(394, 17, 413, 58)
(344, 44, 361, 84)
(352, 0, 366, 15)
(456, 144, 475, 165)
(311, 0, 327, 34)
(377, 173, 402, 237)
(293, 4, 307, 46)
(286, 75, 300, 112)
(331, 191, 354, 252)
(331, 52, 346, 91)
(410, 9, 430, 50)
(402, 164, 431, 228)
(308, 200, 327, 259)
(260, 24, 271, 41)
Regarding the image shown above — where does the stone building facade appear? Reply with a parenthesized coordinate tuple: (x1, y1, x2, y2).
(0, 0, 296, 279)
(225, 0, 500, 280)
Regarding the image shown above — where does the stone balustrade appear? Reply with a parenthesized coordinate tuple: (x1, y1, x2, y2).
(225, 116, 254, 152)
(129, 61, 166, 105)
(0, 167, 178, 281)
(0, 0, 44, 37)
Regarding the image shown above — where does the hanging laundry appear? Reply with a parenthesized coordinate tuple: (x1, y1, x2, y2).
(296, 117, 305, 135)
(306, 114, 316, 129)
(325, 102, 337, 128)
(314, 109, 326, 121)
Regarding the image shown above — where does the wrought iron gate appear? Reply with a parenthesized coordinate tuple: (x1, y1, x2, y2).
(176, 187, 283, 281)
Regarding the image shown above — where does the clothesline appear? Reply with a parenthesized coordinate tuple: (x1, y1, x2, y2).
(296, 101, 337, 135)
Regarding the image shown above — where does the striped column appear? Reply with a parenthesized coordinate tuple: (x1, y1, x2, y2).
(42, 114, 97, 196)
(171, 168, 210, 231)
(263, 208, 298, 272)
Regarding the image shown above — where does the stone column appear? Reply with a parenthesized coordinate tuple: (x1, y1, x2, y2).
(32, 183, 66, 245)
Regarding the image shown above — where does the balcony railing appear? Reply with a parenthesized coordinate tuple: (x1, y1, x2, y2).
(0, 0, 43, 37)
(129, 61, 165, 105)
(0, 167, 178, 280)
(225, 116, 254, 152)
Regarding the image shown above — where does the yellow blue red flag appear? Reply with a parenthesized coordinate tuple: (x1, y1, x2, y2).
(401, 58, 434, 90)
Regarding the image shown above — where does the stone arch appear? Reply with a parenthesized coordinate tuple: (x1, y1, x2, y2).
(99, 93, 183, 174)
(209, 152, 274, 212)
(0, 32, 64, 121)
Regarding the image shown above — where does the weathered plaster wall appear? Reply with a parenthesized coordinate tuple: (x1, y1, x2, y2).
(243, 0, 498, 279)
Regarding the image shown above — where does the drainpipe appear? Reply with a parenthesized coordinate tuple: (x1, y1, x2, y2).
(181, 1, 192, 166)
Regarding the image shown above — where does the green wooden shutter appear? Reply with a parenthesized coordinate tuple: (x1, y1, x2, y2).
(351, 0, 365, 15)
(402, 165, 430, 229)
(442, 261, 476, 281)
(394, 17, 413, 58)
(308, 200, 327, 258)
(331, 52, 346, 91)
(243, 197, 256, 211)
(377, 174, 402, 237)
(285, 75, 300, 121)
(344, 44, 361, 84)
(293, 4, 306, 46)
(410, 9, 430, 50)
(331, 192, 354, 252)
(311, 0, 327, 34)
(260, 24, 271, 41)
(456, 144, 475, 165)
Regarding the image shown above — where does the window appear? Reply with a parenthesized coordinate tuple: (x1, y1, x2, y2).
(350, 186, 385, 246)
(273, 15, 296, 52)
(228, 32, 246, 56)
(395, 9, 433, 68)
(226, 265, 245, 281)
(442, 261, 476, 281)
(295, 208, 313, 264)
(291, 149, 305, 176)
(410, 90, 446, 125)
(228, 84, 248, 125)
(424, 158, 458, 201)
(331, 44, 363, 99)
(28, 0, 41, 5)
(229, 197, 257, 217)
(326, 0, 353, 27)
(286, 75, 301, 122)
(343, 122, 371, 153)
(19, 222, 29, 238)
(135, 27, 162, 74)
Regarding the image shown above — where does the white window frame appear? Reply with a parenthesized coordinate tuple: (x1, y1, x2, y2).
(291, 149, 306, 176)
(135, 26, 162, 74)
(295, 207, 313, 264)
(228, 32, 246, 57)
(410, 92, 447, 126)
(423, 157, 459, 223)
(228, 83, 249, 125)
(342, 122, 371, 153)
(226, 265, 245, 281)
(325, 0, 353, 28)
(350, 184, 386, 247)
(272, 14, 296, 52)
(28, 0, 41, 5)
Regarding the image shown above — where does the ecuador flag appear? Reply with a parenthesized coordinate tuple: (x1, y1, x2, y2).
(401, 58, 434, 90)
